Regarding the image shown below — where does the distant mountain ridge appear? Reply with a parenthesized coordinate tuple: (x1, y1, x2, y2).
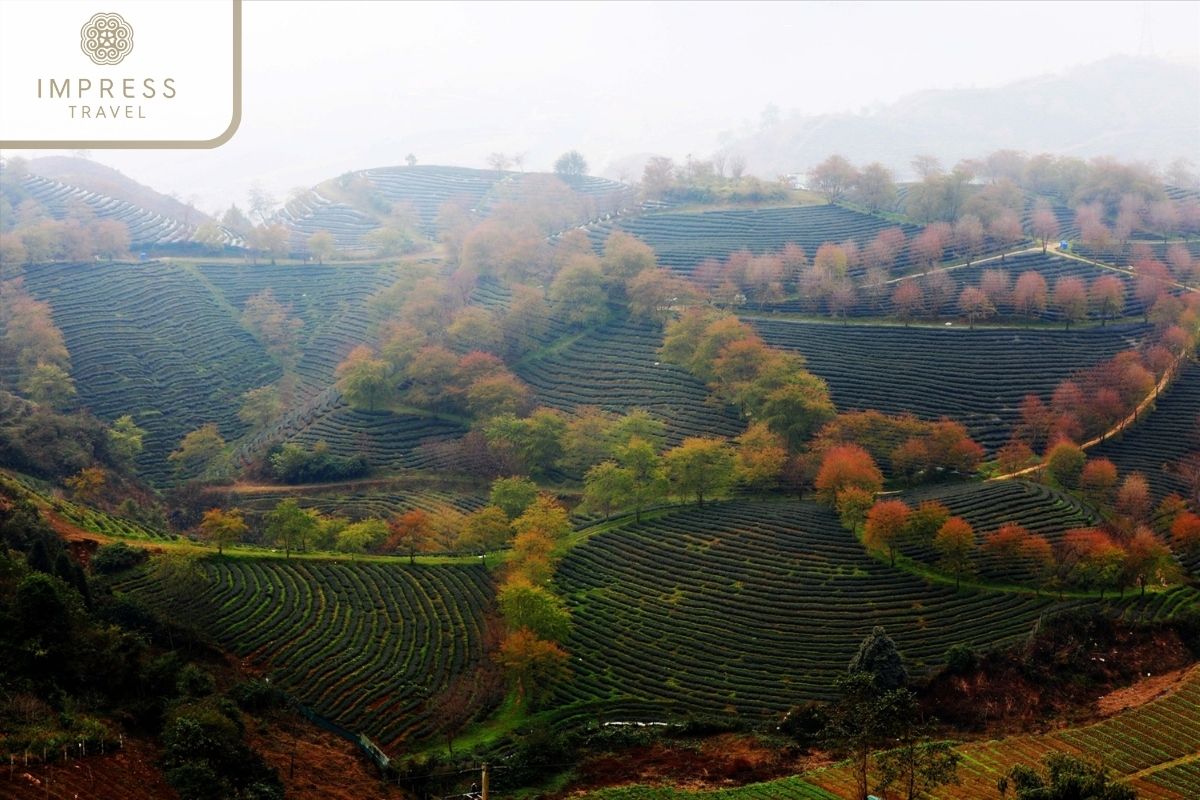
(724, 56, 1200, 179)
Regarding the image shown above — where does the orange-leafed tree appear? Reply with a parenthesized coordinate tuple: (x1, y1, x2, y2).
(1170, 511, 1200, 563)
(1116, 473, 1152, 524)
(387, 509, 434, 564)
(1124, 528, 1178, 596)
(496, 628, 570, 705)
(1079, 458, 1118, 509)
(863, 499, 910, 566)
(814, 444, 884, 505)
(933, 516, 975, 588)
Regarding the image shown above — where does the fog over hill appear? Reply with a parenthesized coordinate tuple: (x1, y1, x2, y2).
(716, 56, 1200, 181)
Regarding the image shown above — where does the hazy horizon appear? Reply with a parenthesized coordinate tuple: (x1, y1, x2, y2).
(4, 0, 1198, 214)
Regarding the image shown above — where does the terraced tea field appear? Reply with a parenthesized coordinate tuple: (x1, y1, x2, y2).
(749, 319, 1147, 452)
(556, 500, 1074, 719)
(810, 665, 1200, 799)
(115, 559, 502, 753)
(233, 480, 488, 523)
(902, 480, 1100, 580)
(591, 204, 923, 280)
(195, 262, 396, 396)
(20, 261, 280, 482)
(516, 317, 745, 443)
(1090, 360, 1200, 503)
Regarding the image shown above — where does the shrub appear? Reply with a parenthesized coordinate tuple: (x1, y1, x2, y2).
(91, 541, 149, 574)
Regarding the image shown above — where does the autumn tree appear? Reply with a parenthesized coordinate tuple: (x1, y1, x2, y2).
(1170, 511, 1200, 562)
(1080, 458, 1119, 509)
(198, 507, 247, 555)
(616, 436, 666, 522)
(815, 445, 884, 504)
(923, 270, 955, 318)
(512, 494, 571, 542)
(1030, 200, 1060, 253)
(458, 505, 511, 555)
(892, 281, 924, 325)
(1123, 528, 1177, 596)
(65, 466, 106, 503)
(387, 509, 434, 564)
(1087, 275, 1126, 325)
(626, 268, 699, 322)
(581, 461, 634, 520)
(952, 214, 985, 265)
(958, 286, 994, 329)
(489, 476, 539, 519)
(905, 501, 951, 548)
(864, 499, 911, 566)
(1053, 276, 1088, 330)
(663, 437, 736, 506)
(1115, 472, 1151, 524)
(853, 163, 897, 212)
(601, 230, 657, 281)
(809, 155, 858, 204)
(496, 628, 570, 706)
(1013, 271, 1049, 323)
(934, 517, 975, 588)
(910, 222, 950, 268)
(836, 487, 876, 532)
(734, 422, 788, 490)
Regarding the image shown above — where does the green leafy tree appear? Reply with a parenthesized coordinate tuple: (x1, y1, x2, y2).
(19, 362, 76, 409)
(1003, 754, 1135, 800)
(307, 230, 336, 264)
(875, 735, 960, 800)
(490, 476, 539, 520)
(458, 505, 512, 554)
(264, 498, 318, 558)
(497, 581, 571, 642)
(553, 150, 588, 178)
(169, 423, 229, 479)
(107, 414, 145, 468)
(238, 385, 283, 429)
(582, 461, 634, 520)
(616, 436, 666, 522)
(335, 345, 392, 411)
(663, 437, 736, 506)
(849, 625, 907, 691)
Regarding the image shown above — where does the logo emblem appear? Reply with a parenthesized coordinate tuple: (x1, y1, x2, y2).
(80, 12, 133, 65)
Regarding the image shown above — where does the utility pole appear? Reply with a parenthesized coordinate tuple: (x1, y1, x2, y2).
(481, 763, 490, 800)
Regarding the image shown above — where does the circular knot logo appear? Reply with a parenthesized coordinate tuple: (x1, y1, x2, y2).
(80, 12, 134, 66)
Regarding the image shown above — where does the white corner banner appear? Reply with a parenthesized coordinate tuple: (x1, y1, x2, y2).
(0, 0, 240, 148)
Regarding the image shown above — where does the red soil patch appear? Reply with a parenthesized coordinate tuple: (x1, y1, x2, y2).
(2, 737, 177, 800)
(1096, 662, 1200, 717)
(245, 715, 408, 800)
(564, 733, 820, 795)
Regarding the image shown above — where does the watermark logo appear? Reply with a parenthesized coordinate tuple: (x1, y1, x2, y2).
(80, 12, 133, 66)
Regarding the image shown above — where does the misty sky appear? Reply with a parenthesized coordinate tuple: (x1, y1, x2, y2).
(11, 0, 1199, 213)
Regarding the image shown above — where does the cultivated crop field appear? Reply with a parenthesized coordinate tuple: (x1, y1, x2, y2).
(20, 261, 280, 482)
(115, 559, 502, 753)
(281, 405, 466, 471)
(555, 500, 1074, 719)
(516, 317, 745, 443)
(195, 262, 396, 396)
(749, 318, 1147, 452)
(1089, 361, 1200, 503)
(591, 205, 923, 279)
(234, 480, 488, 523)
